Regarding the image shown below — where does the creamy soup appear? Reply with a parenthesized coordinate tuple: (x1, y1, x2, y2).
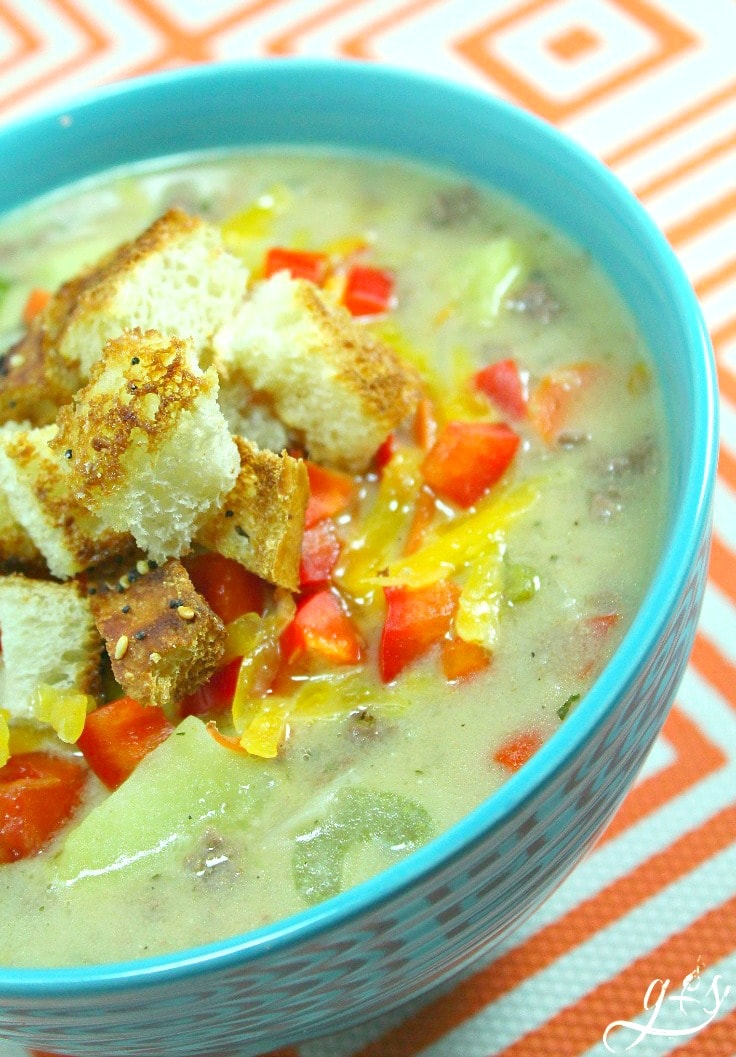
(0, 152, 666, 966)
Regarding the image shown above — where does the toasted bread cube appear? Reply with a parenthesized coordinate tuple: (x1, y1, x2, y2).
(0, 481, 45, 575)
(47, 208, 248, 379)
(0, 424, 131, 580)
(196, 436, 308, 590)
(51, 330, 241, 565)
(0, 321, 81, 427)
(213, 273, 420, 472)
(0, 576, 102, 723)
(89, 559, 226, 711)
(217, 381, 291, 454)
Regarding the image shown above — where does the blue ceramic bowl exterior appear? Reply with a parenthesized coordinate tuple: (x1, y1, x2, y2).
(0, 61, 718, 1057)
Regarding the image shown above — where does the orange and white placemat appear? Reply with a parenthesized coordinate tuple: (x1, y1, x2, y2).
(1, 2, 734, 1056)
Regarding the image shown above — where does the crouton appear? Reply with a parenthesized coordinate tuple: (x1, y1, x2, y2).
(0, 424, 131, 580)
(212, 272, 420, 472)
(0, 482, 45, 575)
(46, 208, 249, 379)
(89, 559, 226, 712)
(51, 329, 240, 565)
(217, 381, 291, 454)
(196, 436, 308, 590)
(0, 319, 81, 427)
(0, 575, 102, 723)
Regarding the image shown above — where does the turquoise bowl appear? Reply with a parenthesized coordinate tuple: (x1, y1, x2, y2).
(0, 60, 718, 1056)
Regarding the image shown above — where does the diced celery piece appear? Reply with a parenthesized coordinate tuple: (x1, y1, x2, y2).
(35, 238, 114, 291)
(53, 716, 281, 886)
(292, 787, 432, 905)
(558, 693, 581, 721)
(504, 559, 541, 605)
(451, 238, 528, 323)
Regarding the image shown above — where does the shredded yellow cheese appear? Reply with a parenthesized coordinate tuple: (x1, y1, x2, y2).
(455, 542, 505, 649)
(376, 480, 540, 589)
(338, 448, 423, 602)
(221, 184, 293, 267)
(0, 710, 9, 767)
(32, 685, 95, 744)
(239, 705, 288, 760)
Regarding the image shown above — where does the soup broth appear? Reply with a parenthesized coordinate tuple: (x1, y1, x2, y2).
(0, 152, 666, 966)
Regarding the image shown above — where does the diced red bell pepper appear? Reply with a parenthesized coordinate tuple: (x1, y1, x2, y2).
(0, 752, 86, 863)
(304, 461, 356, 529)
(380, 580, 460, 683)
(374, 433, 396, 472)
(184, 552, 265, 624)
(299, 520, 341, 588)
(22, 287, 51, 325)
(179, 656, 243, 717)
(441, 637, 491, 682)
(422, 420, 520, 508)
(474, 358, 528, 419)
(343, 264, 395, 316)
(493, 729, 543, 772)
(77, 697, 173, 790)
(528, 362, 598, 443)
(280, 589, 362, 667)
(264, 247, 328, 285)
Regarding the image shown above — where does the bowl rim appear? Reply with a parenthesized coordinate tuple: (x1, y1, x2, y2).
(0, 57, 719, 995)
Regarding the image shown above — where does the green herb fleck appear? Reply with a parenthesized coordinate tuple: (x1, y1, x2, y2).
(558, 693, 581, 721)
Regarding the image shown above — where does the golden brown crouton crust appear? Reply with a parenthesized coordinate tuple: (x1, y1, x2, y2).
(2, 428, 132, 573)
(0, 523, 46, 577)
(89, 559, 226, 711)
(51, 209, 203, 370)
(0, 321, 81, 427)
(50, 329, 209, 501)
(63, 577, 105, 702)
(297, 282, 421, 434)
(196, 436, 308, 591)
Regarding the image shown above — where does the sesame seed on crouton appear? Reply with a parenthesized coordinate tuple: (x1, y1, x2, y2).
(196, 436, 308, 591)
(50, 329, 241, 565)
(48, 208, 249, 379)
(0, 575, 102, 723)
(89, 559, 226, 712)
(0, 424, 132, 580)
(213, 273, 420, 472)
